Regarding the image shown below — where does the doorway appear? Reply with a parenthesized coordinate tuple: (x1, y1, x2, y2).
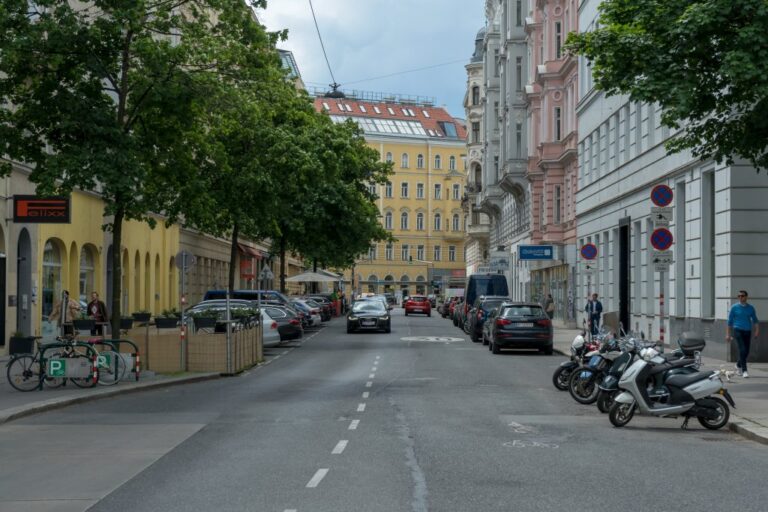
(16, 229, 32, 336)
(618, 218, 631, 332)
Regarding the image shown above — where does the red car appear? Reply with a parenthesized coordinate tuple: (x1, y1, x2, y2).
(404, 295, 431, 317)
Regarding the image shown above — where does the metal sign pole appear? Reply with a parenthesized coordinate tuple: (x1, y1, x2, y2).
(587, 272, 592, 344)
(180, 252, 187, 371)
(659, 269, 665, 345)
(226, 287, 232, 374)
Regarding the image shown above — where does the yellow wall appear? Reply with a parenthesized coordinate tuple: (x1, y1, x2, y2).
(344, 137, 467, 295)
(37, 191, 179, 331)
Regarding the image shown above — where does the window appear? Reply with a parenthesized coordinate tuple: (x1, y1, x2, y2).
(422, 110, 430, 118)
(516, 57, 522, 91)
(434, 245, 441, 261)
(494, 101, 499, 121)
(434, 213, 442, 231)
(449, 245, 456, 262)
(322, 102, 330, 111)
(516, 0, 522, 26)
(472, 86, 480, 105)
(359, 105, 367, 113)
(416, 212, 425, 230)
(515, 122, 523, 158)
(554, 185, 562, 224)
(452, 213, 460, 231)
(385, 212, 393, 230)
(494, 49, 500, 77)
(401, 212, 409, 230)
(401, 244, 410, 261)
(555, 107, 562, 141)
(494, 155, 499, 175)
(416, 183, 424, 199)
(385, 181, 393, 198)
(449, 156, 456, 170)
(386, 243, 393, 260)
(401, 182, 409, 198)
(42, 240, 62, 320)
(417, 154, 424, 168)
(79, 246, 96, 302)
(387, 107, 395, 115)
(373, 106, 381, 114)
(453, 184, 460, 200)
(471, 122, 480, 143)
(401, 153, 409, 168)
(555, 22, 563, 59)
(385, 152, 393, 163)
(369, 245, 377, 261)
(368, 183, 377, 197)
(434, 184, 442, 199)
(434, 155, 442, 169)
(417, 245, 425, 260)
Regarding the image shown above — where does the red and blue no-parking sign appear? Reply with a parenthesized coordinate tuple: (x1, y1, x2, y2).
(651, 184, 674, 207)
(580, 243, 598, 260)
(650, 228, 674, 251)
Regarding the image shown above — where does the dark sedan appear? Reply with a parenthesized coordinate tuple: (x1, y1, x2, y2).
(262, 306, 303, 341)
(347, 300, 391, 333)
(486, 302, 553, 355)
(468, 296, 510, 343)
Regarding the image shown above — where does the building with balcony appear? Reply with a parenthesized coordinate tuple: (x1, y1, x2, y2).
(315, 95, 467, 298)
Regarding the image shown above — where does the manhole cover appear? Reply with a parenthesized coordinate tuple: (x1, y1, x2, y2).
(400, 336, 464, 343)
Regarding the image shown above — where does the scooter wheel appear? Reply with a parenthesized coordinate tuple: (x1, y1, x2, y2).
(697, 397, 730, 430)
(552, 366, 573, 391)
(568, 368, 600, 405)
(609, 401, 635, 428)
(596, 390, 616, 413)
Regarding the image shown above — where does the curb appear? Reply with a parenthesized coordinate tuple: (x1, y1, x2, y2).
(728, 417, 768, 446)
(0, 373, 221, 426)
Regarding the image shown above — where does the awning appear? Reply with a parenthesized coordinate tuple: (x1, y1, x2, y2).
(237, 243, 262, 259)
(285, 271, 339, 283)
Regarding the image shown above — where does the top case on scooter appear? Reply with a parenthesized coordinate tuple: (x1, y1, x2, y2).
(678, 332, 706, 356)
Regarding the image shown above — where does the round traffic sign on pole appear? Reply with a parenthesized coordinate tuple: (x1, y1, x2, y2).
(580, 243, 598, 260)
(650, 228, 674, 251)
(651, 184, 674, 207)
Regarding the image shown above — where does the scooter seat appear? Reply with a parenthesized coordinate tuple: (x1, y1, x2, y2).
(666, 371, 715, 389)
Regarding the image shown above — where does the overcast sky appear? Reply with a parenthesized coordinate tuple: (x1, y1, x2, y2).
(257, 0, 486, 119)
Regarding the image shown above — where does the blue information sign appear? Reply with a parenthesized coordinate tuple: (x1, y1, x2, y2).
(519, 245, 554, 261)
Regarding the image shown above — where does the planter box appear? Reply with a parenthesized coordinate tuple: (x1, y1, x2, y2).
(155, 317, 179, 329)
(132, 312, 151, 323)
(9, 336, 35, 355)
(193, 317, 218, 330)
(73, 319, 95, 332)
(120, 318, 134, 330)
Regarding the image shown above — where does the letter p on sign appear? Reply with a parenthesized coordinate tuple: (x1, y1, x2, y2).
(49, 359, 65, 377)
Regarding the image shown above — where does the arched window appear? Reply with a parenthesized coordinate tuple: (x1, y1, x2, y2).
(400, 212, 409, 230)
(453, 214, 460, 231)
(434, 154, 442, 169)
(42, 240, 63, 320)
(417, 154, 424, 168)
(385, 181, 393, 198)
(79, 245, 96, 302)
(385, 212, 393, 230)
(434, 213, 442, 231)
(385, 152, 393, 163)
(416, 213, 424, 231)
(472, 85, 480, 105)
(449, 156, 456, 170)
(401, 153, 409, 168)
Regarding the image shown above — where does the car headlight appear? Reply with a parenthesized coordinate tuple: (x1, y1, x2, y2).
(383, 316, 389, 321)
(348, 316, 357, 321)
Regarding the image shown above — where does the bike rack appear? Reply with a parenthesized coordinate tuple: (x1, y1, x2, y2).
(38, 341, 100, 391)
(99, 339, 141, 381)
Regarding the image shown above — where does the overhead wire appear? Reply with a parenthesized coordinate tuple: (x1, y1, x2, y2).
(343, 59, 469, 86)
(308, 0, 340, 90)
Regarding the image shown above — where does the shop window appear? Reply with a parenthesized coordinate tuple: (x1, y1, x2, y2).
(42, 239, 63, 321)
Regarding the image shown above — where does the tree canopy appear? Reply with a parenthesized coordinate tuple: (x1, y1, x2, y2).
(566, 0, 768, 170)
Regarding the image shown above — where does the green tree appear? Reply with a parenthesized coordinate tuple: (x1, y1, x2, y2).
(566, 0, 768, 170)
(0, 0, 280, 335)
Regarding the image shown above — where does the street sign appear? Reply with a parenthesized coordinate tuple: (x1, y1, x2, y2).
(175, 250, 197, 270)
(259, 266, 275, 281)
(519, 245, 554, 261)
(490, 251, 510, 271)
(652, 250, 673, 271)
(580, 243, 598, 260)
(651, 184, 674, 207)
(650, 228, 674, 251)
(651, 207, 673, 227)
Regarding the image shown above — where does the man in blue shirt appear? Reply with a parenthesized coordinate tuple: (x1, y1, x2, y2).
(726, 290, 760, 378)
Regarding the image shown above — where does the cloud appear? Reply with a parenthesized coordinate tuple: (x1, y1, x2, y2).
(258, 0, 485, 118)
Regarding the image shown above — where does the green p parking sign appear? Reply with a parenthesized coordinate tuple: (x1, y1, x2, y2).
(48, 359, 66, 378)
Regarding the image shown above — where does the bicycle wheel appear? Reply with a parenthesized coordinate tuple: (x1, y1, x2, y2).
(96, 350, 126, 386)
(6, 355, 42, 392)
(42, 351, 66, 388)
(69, 354, 98, 388)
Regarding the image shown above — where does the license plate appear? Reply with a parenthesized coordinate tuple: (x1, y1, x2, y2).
(514, 322, 533, 327)
(362, 320, 375, 326)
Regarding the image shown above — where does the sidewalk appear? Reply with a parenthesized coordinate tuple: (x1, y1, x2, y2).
(553, 327, 768, 444)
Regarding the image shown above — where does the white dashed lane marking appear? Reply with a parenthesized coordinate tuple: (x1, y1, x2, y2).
(357, 403, 366, 412)
(349, 420, 360, 430)
(332, 440, 348, 454)
(368, 373, 375, 379)
(306, 468, 329, 488)
(366, 381, 373, 388)
(362, 392, 370, 399)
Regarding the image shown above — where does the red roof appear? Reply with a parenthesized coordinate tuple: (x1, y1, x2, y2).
(314, 97, 467, 140)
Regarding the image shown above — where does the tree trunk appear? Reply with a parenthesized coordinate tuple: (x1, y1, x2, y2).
(228, 221, 240, 292)
(279, 236, 287, 294)
(312, 259, 318, 294)
(110, 208, 125, 338)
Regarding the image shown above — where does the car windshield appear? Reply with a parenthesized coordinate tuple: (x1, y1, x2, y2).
(482, 299, 506, 312)
(501, 305, 544, 318)
(353, 301, 386, 313)
(410, 297, 427, 302)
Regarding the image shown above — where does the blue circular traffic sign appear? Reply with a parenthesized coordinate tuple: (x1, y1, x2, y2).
(650, 228, 674, 251)
(651, 184, 674, 207)
(580, 243, 598, 260)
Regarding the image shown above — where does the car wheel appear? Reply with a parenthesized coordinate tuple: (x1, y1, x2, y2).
(542, 346, 554, 356)
(427, 312, 431, 317)
(470, 331, 479, 343)
(404, 311, 408, 316)
(491, 341, 501, 354)
(385, 323, 391, 334)
(346, 325, 353, 334)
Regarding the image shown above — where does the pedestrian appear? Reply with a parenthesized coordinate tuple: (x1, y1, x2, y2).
(585, 293, 603, 336)
(87, 291, 109, 336)
(726, 289, 759, 378)
(544, 294, 555, 320)
(49, 290, 81, 337)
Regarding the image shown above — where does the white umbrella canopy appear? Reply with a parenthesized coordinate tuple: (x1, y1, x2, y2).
(285, 271, 339, 283)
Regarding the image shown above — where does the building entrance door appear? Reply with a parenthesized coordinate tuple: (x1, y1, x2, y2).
(16, 229, 31, 337)
(619, 219, 631, 332)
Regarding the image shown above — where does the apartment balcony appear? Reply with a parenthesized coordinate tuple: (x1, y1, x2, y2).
(467, 221, 491, 242)
(479, 183, 504, 217)
(499, 159, 527, 196)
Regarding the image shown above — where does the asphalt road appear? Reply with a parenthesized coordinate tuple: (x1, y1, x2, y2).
(2, 309, 768, 512)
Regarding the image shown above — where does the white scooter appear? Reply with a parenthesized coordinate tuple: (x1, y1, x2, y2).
(609, 332, 735, 430)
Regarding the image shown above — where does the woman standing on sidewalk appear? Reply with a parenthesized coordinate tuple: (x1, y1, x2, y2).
(726, 290, 759, 378)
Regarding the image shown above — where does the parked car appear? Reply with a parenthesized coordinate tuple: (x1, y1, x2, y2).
(442, 296, 459, 318)
(347, 300, 391, 333)
(203, 289, 290, 304)
(290, 299, 322, 326)
(461, 274, 509, 329)
(262, 305, 303, 341)
(427, 294, 437, 308)
(260, 309, 282, 347)
(306, 296, 332, 321)
(404, 295, 431, 317)
(485, 302, 553, 355)
(467, 296, 510, 343)
(186, 300, 259, 332)
(452, 299, 464, 326)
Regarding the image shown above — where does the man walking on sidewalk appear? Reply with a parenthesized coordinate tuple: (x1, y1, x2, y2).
(726, 290, 759, 378)
(585, 293, 603, 336)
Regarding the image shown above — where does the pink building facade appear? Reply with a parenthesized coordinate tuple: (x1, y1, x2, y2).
(525, 0, 579, 325)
